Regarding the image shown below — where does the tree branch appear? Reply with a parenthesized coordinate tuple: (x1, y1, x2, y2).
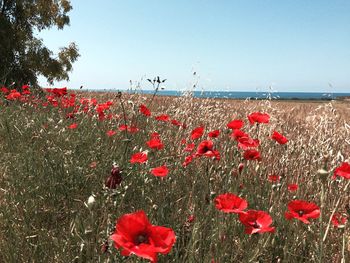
(1, 0, 7, 14)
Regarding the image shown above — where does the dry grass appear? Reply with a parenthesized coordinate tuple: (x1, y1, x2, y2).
(0, 89, 349, 262)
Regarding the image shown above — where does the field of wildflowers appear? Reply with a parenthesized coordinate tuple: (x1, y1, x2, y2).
(0, 85, 349, 262)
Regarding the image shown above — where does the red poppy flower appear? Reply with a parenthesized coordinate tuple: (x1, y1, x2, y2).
(191, 126, 205, 140)
(146, 138, 164, 150)
(271, 131, 288, 145)
(118, 125, 129, 131)
(6, 90, 22, 100)
(105, 165, 122, 189)
(287, 183, 298, 192)
(331, 213, 348, 228)
(119, 125, 139, 133)
(237, 137, 260, 150)
(184, 143, 195, 152)
(110, 210, 176, 263)
(248, 112, 270, 124)
(21, 89, 31, 95)
(182, 155, 194, 167)
(238, 210, 275, 234)
(171, 119, 181, 126)
(196, 140, 220, 160)
(1, 87, 9, 94)
(208, 130, 220, 138)
(139, 104, 151, 116)
(155, 114, 170, 122)
(106, 130, 116, 137)
(45, 87, 68, 97)
(230, 129, 249, 140)
(285, 200, 320, 224)
(196, 140, 213, 155)
(268, 174, 281, 182)
(54, 87, 68, 97)
(243, 149, 261, 161)
(68, 123, 78, 129)
(215, 193, 248, 214)
(151, 166, 169, 177)
(227, 119, 244, 130)
(130, 152, 148, 164)
(333, 162, 350, 180)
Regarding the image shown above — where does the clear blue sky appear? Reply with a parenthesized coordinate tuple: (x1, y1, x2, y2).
(38, 0, 350, 92)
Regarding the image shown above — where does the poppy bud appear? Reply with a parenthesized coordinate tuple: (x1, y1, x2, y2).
(317, 168, 328, 183)
(105, 165, 122, 189)
(187, 215, 195, 224)
(101, 241, 109, 254)
(238, 163, 244, 174)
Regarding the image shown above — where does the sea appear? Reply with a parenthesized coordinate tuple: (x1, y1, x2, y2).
(118, 90, 350, 100)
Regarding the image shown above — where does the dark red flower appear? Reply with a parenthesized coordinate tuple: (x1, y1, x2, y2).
(191, 126, 205, 140)
(110, 210, 176, 263)
(285, 200, 320, 224)
(238, 163, 244, 174)
(130, 152, 148, 164)
(105, 165, 122, 189)
(331, 213, 348, 228)
(208, 130, 220, 138)
(187, 215, 195, 224)
(271, 131, 288, 145)
(227, 119, 244, 130)
(139, 104, 151, 116)
(155, 114, 170, 122)
(215, 193, 248, 214)
(243, 149, 261, 161)
(101, 241, 109, 254)
(333, 162, 350, 180)
(248, 112, 270, 124)
(238, 210, 275, 234)
(151, 166, 169, 177)
(287, 183, 298, 192)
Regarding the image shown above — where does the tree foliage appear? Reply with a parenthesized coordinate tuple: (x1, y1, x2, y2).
(0, 0, 79, 87)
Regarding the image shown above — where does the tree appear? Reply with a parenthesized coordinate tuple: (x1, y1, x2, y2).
(0, 0, 79, 87)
